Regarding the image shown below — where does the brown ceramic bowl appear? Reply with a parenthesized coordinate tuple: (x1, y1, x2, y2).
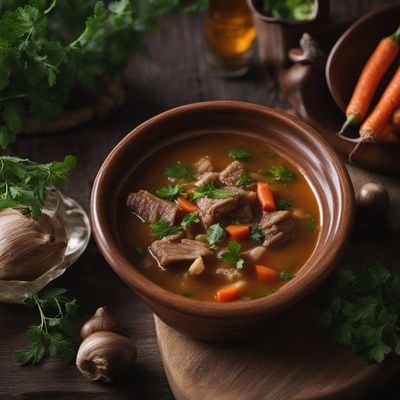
(91, 101, 354, 341)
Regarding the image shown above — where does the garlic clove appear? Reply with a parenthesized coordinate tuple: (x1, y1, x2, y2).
(76, 331, 137, 383)
(0, 209, 67, 281)
(188, 256, 205, 276)
(80, 307, 120, 339)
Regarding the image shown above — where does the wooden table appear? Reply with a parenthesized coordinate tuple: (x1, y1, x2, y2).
(1, 0, 398, 398)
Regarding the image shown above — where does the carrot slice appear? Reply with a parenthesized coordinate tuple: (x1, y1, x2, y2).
(360, 66, 400, 141)
(340, 26, 400, 133)
(256, 182, 275, 211)
(255, 265, 277, 282)
(225, 224, 250, 241)
(216, 285, 239, 303)
(177, 196, 198, 213)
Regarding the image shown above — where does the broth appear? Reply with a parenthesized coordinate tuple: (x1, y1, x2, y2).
(116, 133, 320, 302)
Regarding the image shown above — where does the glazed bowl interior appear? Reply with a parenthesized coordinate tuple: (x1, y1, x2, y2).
(91, 101, 354, 322)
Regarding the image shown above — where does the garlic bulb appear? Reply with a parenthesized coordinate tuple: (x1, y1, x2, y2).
(0, 208, 67, 281)
(80, 307, 120, 339)
(76, 331, 137, 383)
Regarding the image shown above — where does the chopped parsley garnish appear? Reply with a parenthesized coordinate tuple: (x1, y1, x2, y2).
(318, 262, 400, 363)
(164, 164, 195, 182)
(253, 288, 276, 298)
(236, 171, 252, 187)
(151, 219, 182, 240)
(278, 271, 294, 281)
(133, 246, 144, 256)
(155, 184, 182, 201)
(205, 223, 225, 245)
(263, 165, 297, 184)
(191, 183, 236, 200)
(182, 291, 193, 298)
(181, 213, 200, 229)
(228, 148, 251, 160)
(220, 240, 244, 270)
(276, 196, 293, 210)
(305, 214, 319, 233)
(249, 225, 264, 244)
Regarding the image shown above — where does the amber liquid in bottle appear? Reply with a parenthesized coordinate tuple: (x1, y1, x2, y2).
(204, 0, 256, 76)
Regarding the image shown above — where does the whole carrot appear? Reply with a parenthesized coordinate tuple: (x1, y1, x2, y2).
(340, 26, 400, 133)
(360, 66, 400, 141)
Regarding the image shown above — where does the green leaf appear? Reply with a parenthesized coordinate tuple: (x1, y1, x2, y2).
(15, 325, 46, 366)
(228, 148, 251, 160)
(305, 214, 319, 233)
(253, 288, 276, 298)
(221, 240, 244, 270)
(263, 165, 297, 184)
(249, 225, 264, 244)
(181, 212, 200, 229)
(236, 171, 252, 187)
(205, 223, 225, 246)
(278, 271, 294, 281)
(191, 183, 236, 200)
(368, 340, 392, 363)
(276, 196, 292, 210)
(48, 332, 75, 364)
(151, 219, 182, 240)
(164, 164, 195, 181)
(156, 184, 182, 201)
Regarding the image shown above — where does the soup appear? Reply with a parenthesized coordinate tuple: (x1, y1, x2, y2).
(116, 133, 320, 302)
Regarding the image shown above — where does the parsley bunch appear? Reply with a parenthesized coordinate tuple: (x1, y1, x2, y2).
(318, 262, 400, 363)
(16, 287, 80, 366)
(0, 0, 206, 148)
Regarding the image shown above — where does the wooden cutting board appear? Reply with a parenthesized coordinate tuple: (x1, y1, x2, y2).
(155, 164, 400, 400)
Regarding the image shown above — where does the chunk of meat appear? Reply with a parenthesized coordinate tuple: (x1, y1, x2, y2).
(194, 156, 214, 174)
(150, 234, 212, 267)
(219, 161, 245, 186)
(127, 190, 178, 224)
(195, 171, 220, 187)
(195, 189, 259, 228)
(259, 211, 297, 247)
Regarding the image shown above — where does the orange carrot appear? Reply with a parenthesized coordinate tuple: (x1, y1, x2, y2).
(177, 196, 198, 213)
(225, 224, 250, 241)
(340, 26, 400, 133)
(257, 182, 275, 211)
(360, 66, 400, 141)
(391, 106, 400, 130)
(216, 285, 239, 303)
(255, 265, 277, 282)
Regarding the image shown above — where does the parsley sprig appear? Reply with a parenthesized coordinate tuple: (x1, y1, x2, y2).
(191, 183, 236, 200)
(263, 165, 297, 184)
(156, 184, 182, 201)
(164, 164, 195, 182)
(16, 287, 79, 366)
(220, 240, 244, 270)
(318, 262, 400, 363)
(236, 171, 252, 187)
(0, 155, 76, 219)
(228, 148, 251, 160)
(151, 219, 182, 240)
(205, 223, 225, 246)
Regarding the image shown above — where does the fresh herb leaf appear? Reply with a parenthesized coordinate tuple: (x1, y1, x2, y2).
(236, 171, 252, 187)
(253, 288, 276, 298)
(318, 262, 400, 363)
(16, 287, 79, 366)
(151, 219, 182, 240)
(262, 0, 314, 20)
(181, 212, 200, 229)
(191, 183, 236, 200)
(276, 196, 293, 210)
(220, 240, 244, 270)
(228, 148, 251, 160)
(305, 214, 319, 233)
(156, 184, 182, 201)
(205, 223, 225, 246)
(263, 165, 297, 184)
(0, 155, 76, 219)
(133, 245, 144, 256)
(249, 225, 264, 244)
(164, 164, 195, 182)
(278, 271, 294, 281)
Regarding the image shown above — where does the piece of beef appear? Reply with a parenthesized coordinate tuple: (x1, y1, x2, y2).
(195, 189, 259, 228)
(150, 234, 212, 267)
(194, 156, 214, 174)
(259, 211, 297, 247)
(219, 161, 245, 186)
(127, 190, 178, 224)
(195, 171, 220, 187)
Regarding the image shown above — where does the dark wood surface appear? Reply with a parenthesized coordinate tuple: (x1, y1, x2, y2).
(0, 1, 397, 399)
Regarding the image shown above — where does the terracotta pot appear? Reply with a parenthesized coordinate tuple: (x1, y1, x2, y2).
(91, 101, 354, 342)
(248, 0, 330, 72)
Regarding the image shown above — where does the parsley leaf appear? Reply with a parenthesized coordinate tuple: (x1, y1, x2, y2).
(305, 214, 319, 233)
(191, 183, 236, 200)
(16, 287, 79, 366)
(263, 165, 297, 184)
(228, 148, 251, 160)
(278, 271, 294, 281)
(205, 223, 225, 245)
(151, 219, 182, 240)
(220, 240, 244, 270)
(156, 184, 182, 201)
(164, 164, 195, 182)
(262, 0, 314, 20)
(181, 212, 200, 229)
(236, 171, 252, 187)
(249, 225, 264, 244)
(253, 288, 276, 298)
(276, 196, 293, 210)
(0, 155, 76, 219)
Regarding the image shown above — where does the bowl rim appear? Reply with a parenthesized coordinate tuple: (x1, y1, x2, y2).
(91, 100, 354, 319)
